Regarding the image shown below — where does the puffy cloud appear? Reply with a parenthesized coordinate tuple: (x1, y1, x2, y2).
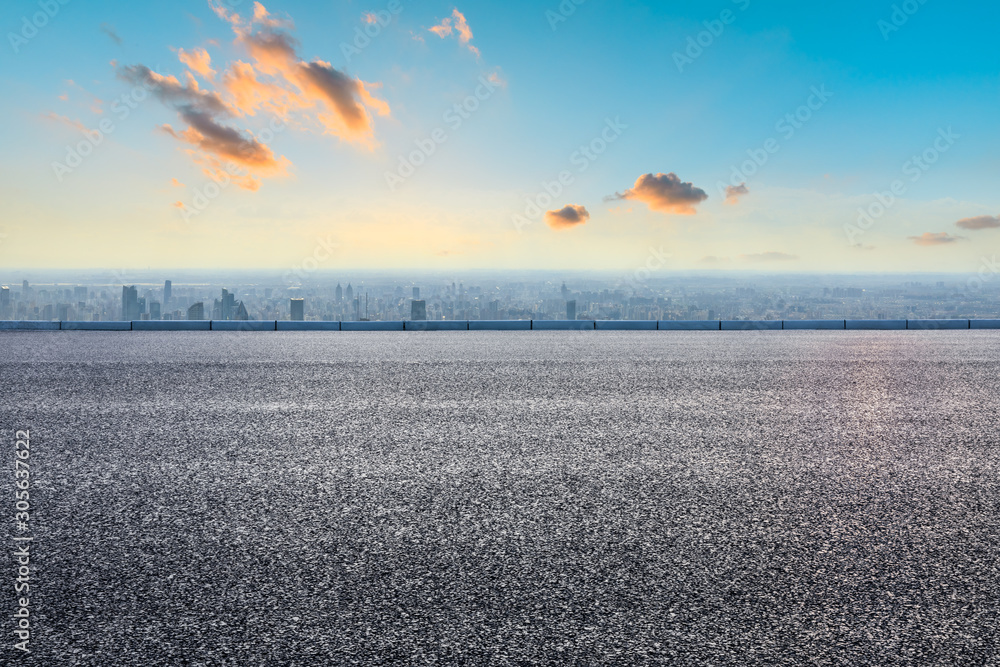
(740, 252, 798, 262)
(100, 23, 122, 45)
(216, 2, 390, 146)
(955, 214, 1000, 230)
(608, 173, 708, 215)
(120, 64, 288, 190)
(119, 1, 390, 190)
(909, 232, 964, 246)
(178, 47, 216, 79)
(724, 183, 749, 205)
(429, 9, 480, 58)
(545, 205, 590, 230)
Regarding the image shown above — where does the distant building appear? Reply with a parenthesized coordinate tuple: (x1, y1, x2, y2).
(413, 286, 420, 300)
(234, 301, 249, 321)
(149, 301, 161, 320)
(121, 286, 139, 321)
(137, 297, 146, 316)
(56, 304, 70, 321)
(0, 286, 9, 318)
(290, 298, 304, 321)
(566, 300, 576, 321)
(73, 286, 88, 301)
(345, 283, 354, 303)
(411, 300, 427, 321)
(187, 302, 205, 320)
(163, 280, 172, 305)
(335, 283, 343, 301)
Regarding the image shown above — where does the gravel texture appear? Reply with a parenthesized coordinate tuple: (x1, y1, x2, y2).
(2, 331, 999, 666)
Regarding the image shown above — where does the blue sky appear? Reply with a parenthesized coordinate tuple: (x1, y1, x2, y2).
(0, 0, 997, 271)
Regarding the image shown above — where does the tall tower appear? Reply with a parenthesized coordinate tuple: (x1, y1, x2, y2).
(290, 298, 304, 321)
(163, 280, 172, 305)
(121, 286, 139, 321)
(335, 283, 343, 301)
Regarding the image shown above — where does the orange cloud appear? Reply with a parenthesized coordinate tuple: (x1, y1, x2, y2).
(909, 232, 964, 246)
(724, 183, 749, 205)
(218, 2, 390, 147)
(608, 173, 708, 215)
(178, 47, 216, 79)
(545, 205, 590, 230)
(429, 8, 480, 58)
(170, 178, 184, 187)
(40, 111, 88, 132)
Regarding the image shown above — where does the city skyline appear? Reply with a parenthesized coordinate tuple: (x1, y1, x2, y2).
(1, 1, 998, 271)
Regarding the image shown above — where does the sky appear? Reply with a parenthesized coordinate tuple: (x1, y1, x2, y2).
(0, 0, 998, 273)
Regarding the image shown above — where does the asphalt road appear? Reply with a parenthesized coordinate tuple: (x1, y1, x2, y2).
(2, 331, 999, 665)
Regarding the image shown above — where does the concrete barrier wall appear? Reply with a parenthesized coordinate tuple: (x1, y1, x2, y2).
(722, 321, 782, 331)
(211, 321, 277, 331)
(907, 319, 970, 330)
(532, 320, 596, 330)
(0, 321, 61, 330)
(3, 319, 1000, 332)
(846, 319, 908, 330)
(61, 321, 132, 331)
(784, 320, 845, 330)
(133, 321, 212, 331)
(469, 320, 532, 331)
(404, 321, 469, 331)
(658, 321, 720, 331)
(595, 320, 658, 331)
(342, 321, 405, 332)
(276, 321, 341, 331)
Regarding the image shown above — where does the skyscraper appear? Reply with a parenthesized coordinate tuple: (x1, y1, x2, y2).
(121, 286, 139, 321)
(234, 301, 249, 321)
(290, 298, 304, 321)
(345, 283, 354, 303)
(413, 286, 420, 300)
(566, 300, 577, 321)
(411, 300, 427, 321)
(149, 301, 161, 320)
(187, 302, 205, 320)
(0, 286, 10, 319)
(335, 283, 343, 301)
(163, 280, 172, 305)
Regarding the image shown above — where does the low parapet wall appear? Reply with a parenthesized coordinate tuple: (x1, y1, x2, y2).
(1, 319, 998, 332)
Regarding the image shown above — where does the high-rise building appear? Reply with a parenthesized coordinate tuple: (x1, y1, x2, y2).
(137, 297, 147, 315)
(345, 283, 354, 303)
(412, 286, 420, 300)
(74, 286, 88, 301)
(234, 301, 249, 321)
(290, 298, 304, 321)
(121, 286, 139, 321)
(411, 300, 427, 321)
(221, 289, 236, 320)
(335, 283, 343, 301)
(566, 300, 577, 321)
(163, 280, 172, 305)
(187, 302, 205, 320)
(0, 286, 10, 318)
(149, 301, 161, 320)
